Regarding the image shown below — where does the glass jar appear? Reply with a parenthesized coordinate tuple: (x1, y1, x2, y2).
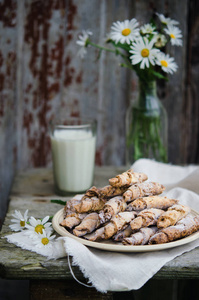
(126, 79, 168, 164)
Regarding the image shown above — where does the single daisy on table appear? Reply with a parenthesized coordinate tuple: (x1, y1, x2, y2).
(140, 23, 157, 35)
(164, 25, 183, 46)
(9, 209, 29, 231)
(130, 37, 160, 69)
(25, 215, 52, 238)
(76, 30, 92, 58)
(156, 52, 178, 74)
(110, 18, 139, 44)
(156, 13, 179, 26)
(32, 230, 56, 249)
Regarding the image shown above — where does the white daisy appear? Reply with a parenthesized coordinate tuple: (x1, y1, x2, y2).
(9, 210, 29, 231)
(154, 33, 167, 48)
(32, 230, 56, 249)
(110, 18, 139, 44)
(156, 52, 178, 74)
(130, 37, 160, 69)
(25, 215, 52, 238)
(76, 30, 92, 47)
(140, 23, 157, 35)
(164, 25, 183, 46)
(156, 13, 179, 26)
(76, 30, 92, 58)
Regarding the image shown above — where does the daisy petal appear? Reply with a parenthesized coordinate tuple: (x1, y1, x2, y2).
(42, 216, 50, 224)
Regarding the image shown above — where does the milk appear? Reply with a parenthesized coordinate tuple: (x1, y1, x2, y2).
(51, 128, 96, 194)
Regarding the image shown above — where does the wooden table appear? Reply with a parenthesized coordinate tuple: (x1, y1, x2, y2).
(1, 167, 199, 300)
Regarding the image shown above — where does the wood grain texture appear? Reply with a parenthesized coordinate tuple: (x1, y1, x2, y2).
(0, 0, 18, 227)
(1, 167, 199, 283)
(4, 0, 193, 168)
(182, 0, 199, 164)
(0, 0, 199, 226)
(30, 280, 113, 300)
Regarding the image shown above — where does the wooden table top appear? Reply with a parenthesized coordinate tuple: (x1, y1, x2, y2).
(1, 166, 199, 281)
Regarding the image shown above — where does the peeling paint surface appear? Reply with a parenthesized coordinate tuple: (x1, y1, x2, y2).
(0, 0, 17, 227)
(0, 0, 199, 227)
(21, 0, 66, 167)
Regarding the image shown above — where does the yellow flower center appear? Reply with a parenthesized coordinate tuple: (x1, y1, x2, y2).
(160, 60, 168, 67)
(122, 28, 131, 36)
(170, 33, 175, 39)
(35, 224, 44, 234)
(20, 220, 25, 227)
(141, 48, 149, 57)
(41, 237, 49, 245)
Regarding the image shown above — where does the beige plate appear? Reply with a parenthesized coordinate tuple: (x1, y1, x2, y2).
(52, 208, 199, 252)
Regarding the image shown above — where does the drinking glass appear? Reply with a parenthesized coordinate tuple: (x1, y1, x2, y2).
(50, 117, 97, 195)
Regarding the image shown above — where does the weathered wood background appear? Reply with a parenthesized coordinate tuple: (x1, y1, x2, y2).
(0, 0, 199, 226)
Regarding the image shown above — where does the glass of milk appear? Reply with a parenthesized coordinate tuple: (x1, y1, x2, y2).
(50, 117, 97, 195)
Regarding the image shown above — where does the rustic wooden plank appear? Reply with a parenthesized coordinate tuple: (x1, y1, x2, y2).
(16, 0, 189, 168)
(127, 279, 177, 300)
(181, 0, 199, 164)
(1, 167, 199, 299)
(0, 0, 195, 179)
(30, 280, 113, 300)
(160, 0, 188, 165)
(127, 0, 188, 164)
(0, 279, 29, 300)
(90, 0, 132, 166)
(0, 0, 197, 169)
(0, 0, 18, 227)
(19, 0, 67, 168)
(1, 167, 199, 282)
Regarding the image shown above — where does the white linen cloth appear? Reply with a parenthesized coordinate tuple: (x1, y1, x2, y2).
(4, 159, 199, 293)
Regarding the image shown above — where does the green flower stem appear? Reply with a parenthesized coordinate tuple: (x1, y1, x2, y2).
(120, 63, 133, 70)
(87, 40, 165, 81)
(51, 199, 66, 205)
(88, 41, 117, 53)
(88, 40, 132, 67)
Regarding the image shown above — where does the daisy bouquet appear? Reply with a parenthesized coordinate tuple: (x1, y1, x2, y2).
(76, 13, 183, 163)
(9, 210, 56, 251)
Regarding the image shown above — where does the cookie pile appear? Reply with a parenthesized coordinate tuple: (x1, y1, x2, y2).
(60, 169, 199, 245)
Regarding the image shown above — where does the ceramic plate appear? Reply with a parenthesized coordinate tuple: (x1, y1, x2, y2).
(52, 208, 199, 252)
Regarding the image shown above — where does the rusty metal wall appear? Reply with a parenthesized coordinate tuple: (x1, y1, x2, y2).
(18, 0, 132, 169)
(0, 0, 17, 226)
(0, 0, 199, 226)
(14, 0, 189, 168)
